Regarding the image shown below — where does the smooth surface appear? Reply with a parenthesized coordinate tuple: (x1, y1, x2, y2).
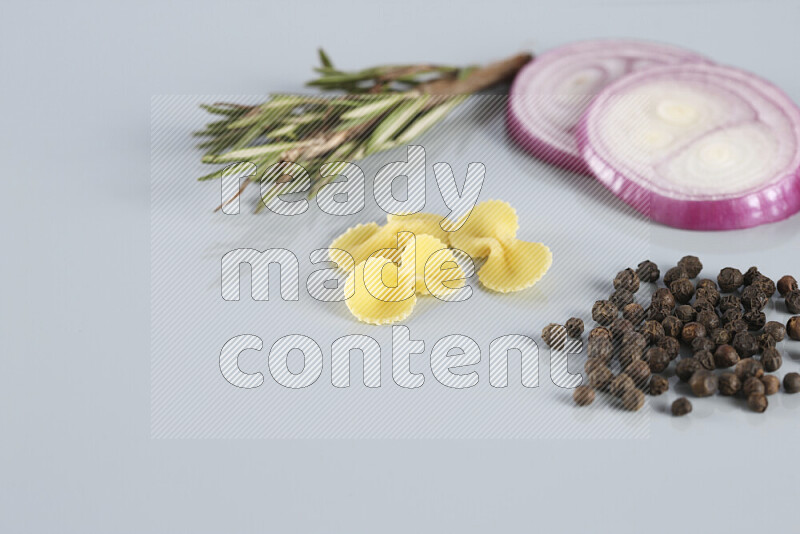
(2, 0, 800, 532)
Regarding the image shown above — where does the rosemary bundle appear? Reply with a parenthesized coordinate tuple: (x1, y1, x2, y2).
(195, 50, 531, 209)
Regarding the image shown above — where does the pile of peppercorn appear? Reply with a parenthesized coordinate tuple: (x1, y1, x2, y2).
(545, 257, 800, 416)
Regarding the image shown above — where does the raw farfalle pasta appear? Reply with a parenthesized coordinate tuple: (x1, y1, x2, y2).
(329, 222, 402, 266)
(399, 233, 459, 295)
(329, 213, 450, 267)
(449, 200, 552, 293)
(329, 200, 551, 323)
(386, 212, 451, 244)
(345, 255, 417, 325)
(467, 239, 552, 293)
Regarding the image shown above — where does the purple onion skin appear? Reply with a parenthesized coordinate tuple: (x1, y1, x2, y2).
(506, 39, 710, 177)
(577, 134, 800, 230)
(507, 107, 591, 174)
(575, 63, 800, 231)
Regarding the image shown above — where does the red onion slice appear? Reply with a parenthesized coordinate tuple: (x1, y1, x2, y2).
(508, 40, 710, 173)
(577, 63, 800, 230)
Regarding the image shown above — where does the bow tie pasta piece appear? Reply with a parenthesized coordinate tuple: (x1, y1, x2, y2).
(398, 233, 464, 295)
(475, 238, 552, 293)
(450, 199, 519, 249)
(345, 255, 417, 325)
(385, 212, 450, 244)
(332, 198, 552, 322)
(449, 233, 496, 261)
(329, 222, 403, 267)
(423, 248, 468, 298)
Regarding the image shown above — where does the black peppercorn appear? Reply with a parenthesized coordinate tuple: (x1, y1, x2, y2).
(656, 336, 681, 360)
(641, 320, 665, 344)
(681, 322, 706, 344)
(619, 332, 647, 368)
(689, 370, 718, 397)
(622, 331, 648, 351)
(592, 300, 618, 326)
(636, 260, 660, 283)
(696, 278, 717, 292)
(649, 375, 669, 396)
(757, 332, 777, 352)
(587, 337, 614, 362)
(761, 375, 780, 395)
(542, 323, 567, 350)
(610, 289, 634, 308)
(613, 268, 640, 293)
(676, 358, 703, 382)
(714, 344, 740, 369)
(710, 327, 731, 347)
(693, 299, 716, 314)
(735, 358, 764, 380)
(777, 275, 798, 297)
(718, 372, 741, 396)
(752, 275, 776, 299)
(620, 388, 646, 411)
(691, 336, 716, 355)
(678, 255, 703, 278)
(661, 316, 683, 338)
(732, 331, 759, 358)
(646, 304, 672, 323)
(696, 309, 721, 331)
(743, 310, 766, 331)
(588, 327, 612, 343)
(588, 367, 614, 391)
(695, 349, 715, 371)
(747, 392, 768, 413)
(675, 305, 696, 324)
(565, 317, 584, 339)
(761, 347, 782, 373)
(651, 288, 676, 310)
(718, 267, 744, 293)
(764, 321, 786, 342)
(695, 286, 720, 307)
(788, 316, 800, 341)
(786, 289, 800, 314)
(672, 397, 692, 416)
(584, 358, 609, 376)
(622, 303, 645, 325)
(664, 266, 689, 286)
(741, 285, 768, 311)
(573, 385, 595, 406)
(646, 346, 670, 374)
(610, 318, 635, 340)
(721, 307, 743, 325)
(719, 294, 741, 313)
(670, 278, 695, 304)
(743, 266, 762, 286)
(783, 372, 800, 394)
(727, 318, 749, 334)
(743, 376, 765, 397)
(609, 374, 636, 398)
(625, 360, 651, 389)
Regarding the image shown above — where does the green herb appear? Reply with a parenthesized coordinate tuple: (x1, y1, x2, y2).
(194, 50, 532, 210)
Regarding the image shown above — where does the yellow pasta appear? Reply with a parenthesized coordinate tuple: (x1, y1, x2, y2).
(399, 233, 464, 295)
(449, 199, 519, 251)
(474, 238, 552, 293)
(385, 212, 450, 244)
(422, 248, 468, 298)
(448, 199, 551, 293)
(329, 222, 400, 266)
(330, 199, 552, 323)
(345, 255, 416, 325)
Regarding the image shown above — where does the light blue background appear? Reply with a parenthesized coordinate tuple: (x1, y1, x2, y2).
(2, 0, 800, 532)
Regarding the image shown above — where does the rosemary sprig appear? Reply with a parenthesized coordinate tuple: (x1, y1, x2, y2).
(195, 49, 532, 210)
